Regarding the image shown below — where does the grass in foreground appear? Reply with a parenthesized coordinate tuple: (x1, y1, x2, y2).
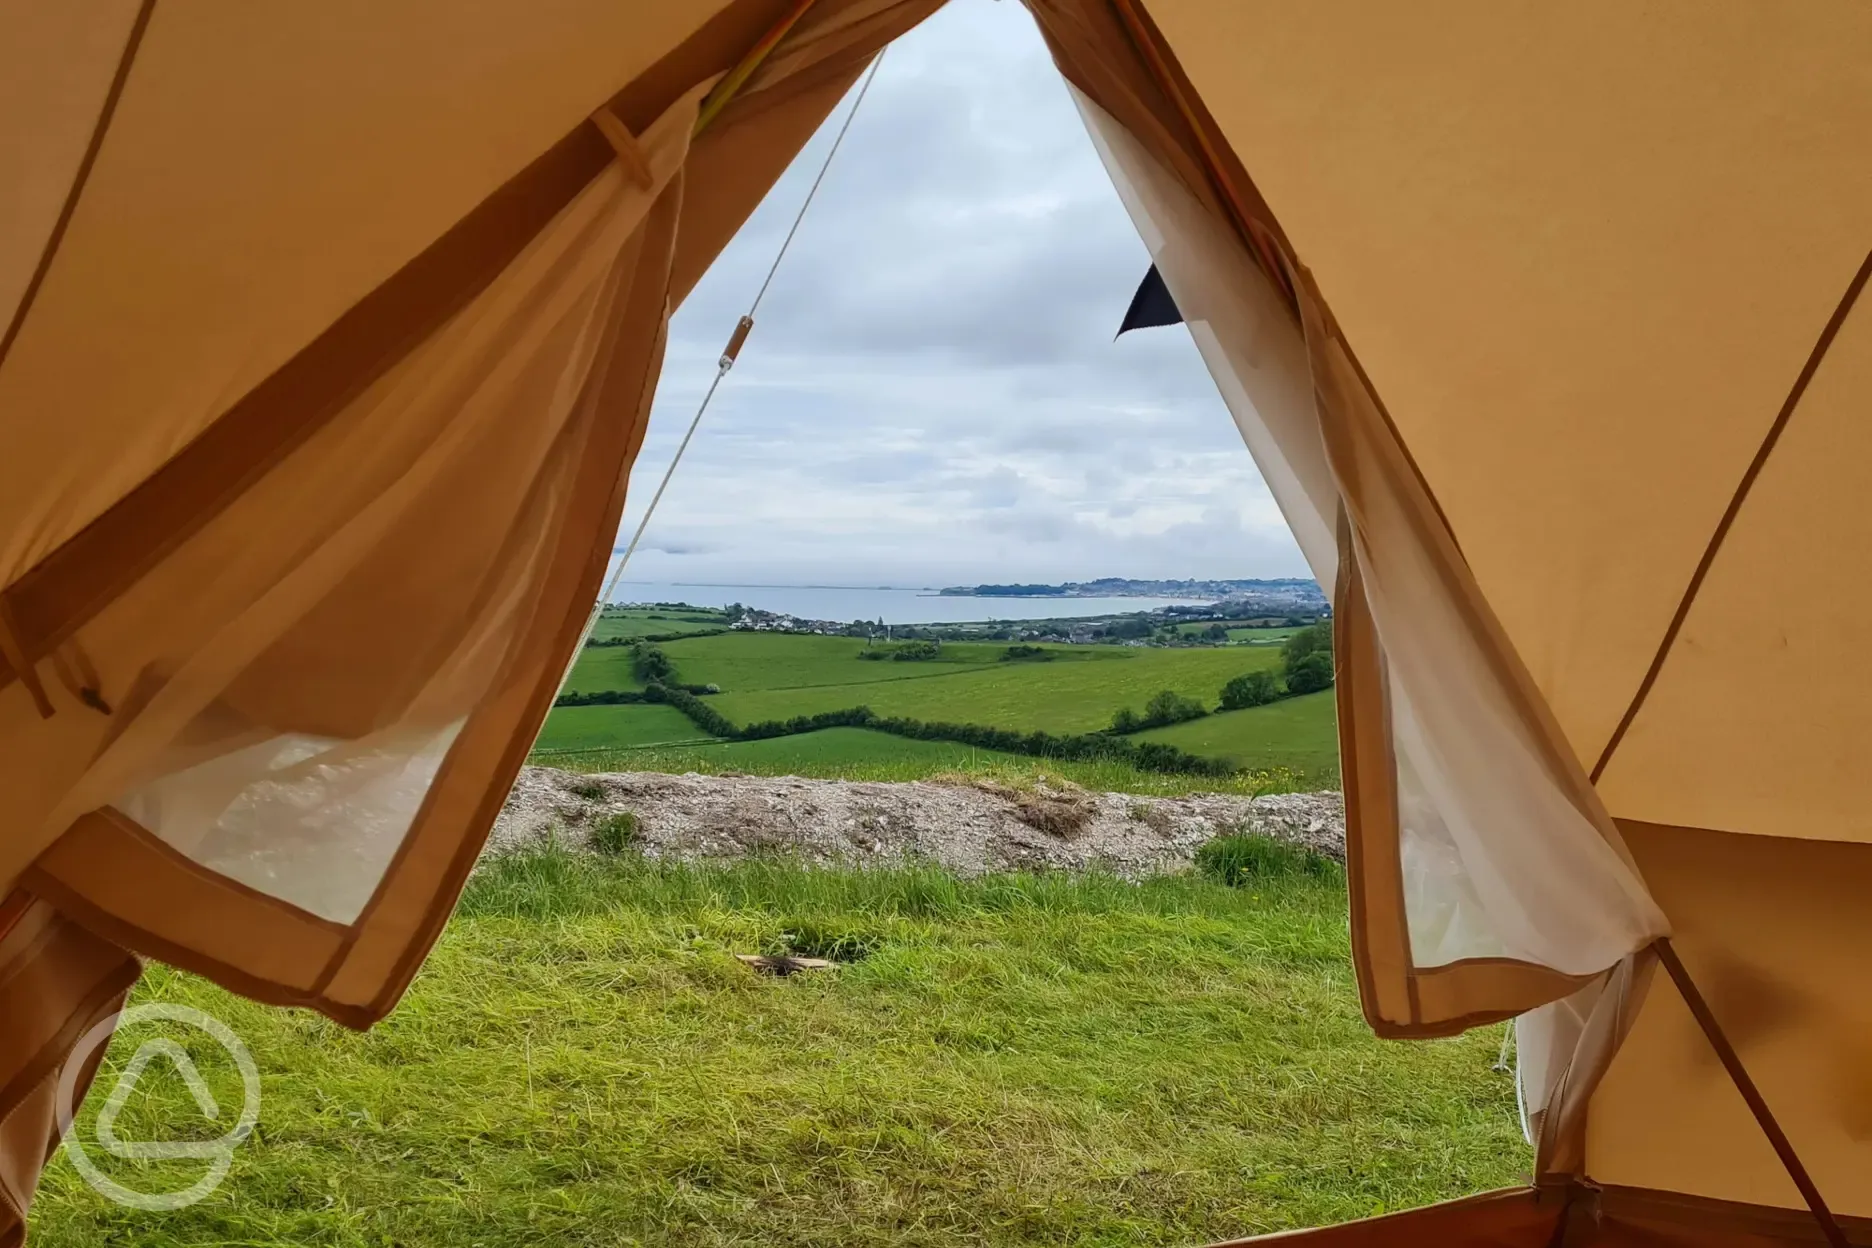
(34, 854, 1526, 1247)
(535, 726, 1321, 796)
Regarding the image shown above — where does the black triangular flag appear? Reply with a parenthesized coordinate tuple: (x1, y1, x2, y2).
(1115, 263, 1183, 337)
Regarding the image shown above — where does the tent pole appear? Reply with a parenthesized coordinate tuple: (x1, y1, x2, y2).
(693, 0, 819, 138)
(1654, 938, 1849, 1248)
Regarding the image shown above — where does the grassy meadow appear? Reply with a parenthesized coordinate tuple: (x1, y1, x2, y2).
(1136, 693, 1340, 784)
(545, 733, 1307, 799)
(539, 612, 1339, 792)
(32, 851, 1524, 1247)
(590, 606, 731, 640)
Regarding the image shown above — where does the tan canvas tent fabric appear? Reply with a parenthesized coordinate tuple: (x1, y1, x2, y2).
(3, 1, 1869, 1243)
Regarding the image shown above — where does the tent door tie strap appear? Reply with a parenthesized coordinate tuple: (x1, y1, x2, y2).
(0, 593, 54, 718)
(1654, 938, 1849, 1248)
(590, 108, 656, 190)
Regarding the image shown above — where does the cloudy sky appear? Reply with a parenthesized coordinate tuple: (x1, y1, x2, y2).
(613, 0, 1305, 589)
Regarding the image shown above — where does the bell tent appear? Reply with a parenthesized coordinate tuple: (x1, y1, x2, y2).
(3, 1, 1871, 1243)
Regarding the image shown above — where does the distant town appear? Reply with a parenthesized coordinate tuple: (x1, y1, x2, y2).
(705, 589, 1327, 646)
(939, 577, 1324, 605)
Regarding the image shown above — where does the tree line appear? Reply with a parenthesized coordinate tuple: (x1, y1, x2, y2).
(586, 629, 728, 647)
(554, 635, 1333, 777)
(644, 683, 1233, 777)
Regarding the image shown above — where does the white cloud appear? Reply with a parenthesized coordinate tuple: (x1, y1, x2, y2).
(614, 0, 1307, 587)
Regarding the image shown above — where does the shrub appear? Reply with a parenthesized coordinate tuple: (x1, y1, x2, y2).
(1281, 621, 1332, 667)
(1285, 651, 1334, 696)
(555, 689, 648, 707)
(1144, 689, 1208, 726)
(892, 641, 941, 662)
(1111, 690, 1207, 733)
(631, 643, 676, 684)
(1219, 669, 1281, 710)
(589, 811, 640, 856)
(654, 684, 739, 738)
(586, 629, 728, 648)
(1196, 833, 1335, 886)
(558, 683, 716, 708)
(649, 683, 1233, 777)
(1000, 645, 1053, 662)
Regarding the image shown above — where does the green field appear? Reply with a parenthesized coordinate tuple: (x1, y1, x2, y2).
(1170, 623, 1300, 644)
(1137, 692, 1340, 779)
(689, 640, 1281, 734)
(540, 629, 1340, 788)
(533, 703, 717, 752)
(33, 853, 1522, 1246)
(590, 605, 731, 641)
(1228, 627, 1297, 644)
(562, 646, 652, 694)
(555, 728, 1025, 776)
(550, 730, 1310, 798)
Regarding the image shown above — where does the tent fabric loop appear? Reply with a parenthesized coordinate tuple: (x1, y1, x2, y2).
(574, 44, 890, 647)
(590, 108, 656, 189)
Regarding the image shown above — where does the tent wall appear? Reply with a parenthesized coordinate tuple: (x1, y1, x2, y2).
(1132, 0, 1872, 1229)
(1595, 299, 1872, 842)
(0, 0, 147, 356)
(1139, 0, 1872, 789)
(0, 1, 740, 589)
(1588, 824, 1872, 1218)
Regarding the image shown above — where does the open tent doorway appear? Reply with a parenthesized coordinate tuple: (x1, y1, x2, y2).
(614, 0, 1310, 601)
(5, 2, 1872, 1244)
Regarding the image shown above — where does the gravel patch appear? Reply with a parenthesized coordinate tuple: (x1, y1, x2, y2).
(491, 766, 1345, 879)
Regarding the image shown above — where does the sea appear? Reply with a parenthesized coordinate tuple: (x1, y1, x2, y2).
(608, 582, 1204, 626)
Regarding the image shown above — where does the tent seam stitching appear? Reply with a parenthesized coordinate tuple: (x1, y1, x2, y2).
(1590, 245, 1872, 785)
(0, 0, 158, 379)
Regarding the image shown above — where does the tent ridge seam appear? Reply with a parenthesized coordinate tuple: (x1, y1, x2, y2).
(1655, 937, 1851, 1247)
(1590, 244, 1872, 784)
(0, 0, 158, 379)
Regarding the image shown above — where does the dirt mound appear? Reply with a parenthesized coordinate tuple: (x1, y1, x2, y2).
(491, 767, 1344, 879)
